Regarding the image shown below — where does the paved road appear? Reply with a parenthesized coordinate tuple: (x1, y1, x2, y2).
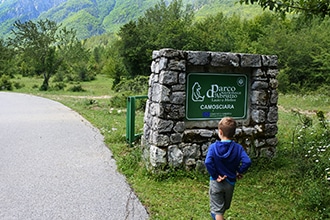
(0, 92, 149, 220)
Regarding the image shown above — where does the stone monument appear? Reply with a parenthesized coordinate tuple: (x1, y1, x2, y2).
(141, 49, 278, 171)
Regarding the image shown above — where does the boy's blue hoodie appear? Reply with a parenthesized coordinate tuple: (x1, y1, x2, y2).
(205, 140, 251, 183)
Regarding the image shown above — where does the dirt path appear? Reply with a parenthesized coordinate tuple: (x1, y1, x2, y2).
(278, 105, 330, 119)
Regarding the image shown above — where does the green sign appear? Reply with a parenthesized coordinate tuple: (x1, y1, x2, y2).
(186, 73, 248, 120)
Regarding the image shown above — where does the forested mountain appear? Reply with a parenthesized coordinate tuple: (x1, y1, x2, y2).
(0, 0, 261, 39)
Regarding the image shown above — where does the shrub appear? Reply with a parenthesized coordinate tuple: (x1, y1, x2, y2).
(84, 99, 97, 106)
(109, 92, 129, 108)
(0, 75, 13, 90)
(113, 75, 149, 94)
(300, 179, 330, 217)
(109, 76, 149, 109)
(293, 111, 329, 178)
(291, 110, 330, 217)
(52, 82, 66, 91)
(67, 84, 85, 92)
(13, 81, 25, 89)
(32, 84, 39, 89)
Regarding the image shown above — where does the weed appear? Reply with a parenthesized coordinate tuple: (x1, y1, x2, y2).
(117, 146, 143, 177)
(290, 110, 330, 218)
(84, 99, 97, 106)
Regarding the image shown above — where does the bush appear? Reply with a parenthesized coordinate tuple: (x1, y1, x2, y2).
(13, 81, 25, 89)
(109, 92, 130, 108)
(315, 84, 330, 97)
(300, 179, 330, 216)
(67, 84, 85, 92)
(52, 82, 66, 91)
(277, 71, 290, 93)
(0, 75, 13, 90)
(293, 111, 329, 178)
(109, 76, 149, 109)
(113, 76, 149, 94)
(291, 110, 330, 217)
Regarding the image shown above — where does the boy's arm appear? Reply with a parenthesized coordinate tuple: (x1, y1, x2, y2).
(237, 149, 251, 174)
(204, 146, 218, 180)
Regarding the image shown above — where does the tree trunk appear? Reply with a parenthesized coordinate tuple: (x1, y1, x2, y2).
(40, 72, 49, 91)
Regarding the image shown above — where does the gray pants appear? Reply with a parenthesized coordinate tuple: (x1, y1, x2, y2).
(209, 180, 235, 215)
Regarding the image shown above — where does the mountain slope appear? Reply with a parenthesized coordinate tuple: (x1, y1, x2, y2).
(0, 0, 262, 39)
(0, 0, 67, 36)
(38, 0, 113, 38)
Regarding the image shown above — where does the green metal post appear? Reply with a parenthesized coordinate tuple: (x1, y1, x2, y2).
(126, 95, 148, 147)
(126, 96, 136, 147)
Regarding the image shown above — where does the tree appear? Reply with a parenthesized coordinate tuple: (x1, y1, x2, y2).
(191, 13, 250, 52)
(56, 38, 93, 82)
(117, 20, 144, 77)
(8, 19, 82, 90)
(0, 39, 17, 90)
(0, 39, 15, 77)
(101, 42, 128, 89)
(246, 14, 330, 92)
(116, 0, 194, 78)
(240, 0, 330, 18)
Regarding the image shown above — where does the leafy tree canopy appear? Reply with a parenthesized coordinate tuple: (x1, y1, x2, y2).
(116, 0, 194, 78)
(240, 0, 330, 18)
(115, 6, 330, 94)
(8, 19, 90, 90)
(0, 39, 14, 77)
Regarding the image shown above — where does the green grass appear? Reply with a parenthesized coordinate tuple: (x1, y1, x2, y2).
(279, 93, 330, 113)
(11, 76, 330, 219)
(13, 74, 113, 96)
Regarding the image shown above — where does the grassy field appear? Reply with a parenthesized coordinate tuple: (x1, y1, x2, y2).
(11, 75, 330, 219)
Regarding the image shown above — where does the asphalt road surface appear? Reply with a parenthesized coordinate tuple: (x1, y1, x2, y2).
(0, 92, 149, 220)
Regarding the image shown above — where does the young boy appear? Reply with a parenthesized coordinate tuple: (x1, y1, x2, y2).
(205, 117, 251, 220)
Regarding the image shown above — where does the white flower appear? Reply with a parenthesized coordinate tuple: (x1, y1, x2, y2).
(315, 160, 319, 163)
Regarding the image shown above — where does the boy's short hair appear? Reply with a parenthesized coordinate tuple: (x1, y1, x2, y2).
(218, 117, 237, 138)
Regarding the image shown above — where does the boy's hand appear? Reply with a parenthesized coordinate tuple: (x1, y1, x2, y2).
(236, 173, 243, 180)
(216, 175, 227, 182)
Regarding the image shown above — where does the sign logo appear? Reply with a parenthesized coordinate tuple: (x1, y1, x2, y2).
(186, 73, 248, 120)
(237, 77, 245, 87)
(192, 82, 205, 102)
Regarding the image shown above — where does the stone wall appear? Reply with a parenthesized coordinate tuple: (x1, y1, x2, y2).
(141, 48, 278, 171)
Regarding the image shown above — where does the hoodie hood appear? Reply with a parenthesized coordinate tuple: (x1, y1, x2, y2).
(214, 141, 234, 159)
